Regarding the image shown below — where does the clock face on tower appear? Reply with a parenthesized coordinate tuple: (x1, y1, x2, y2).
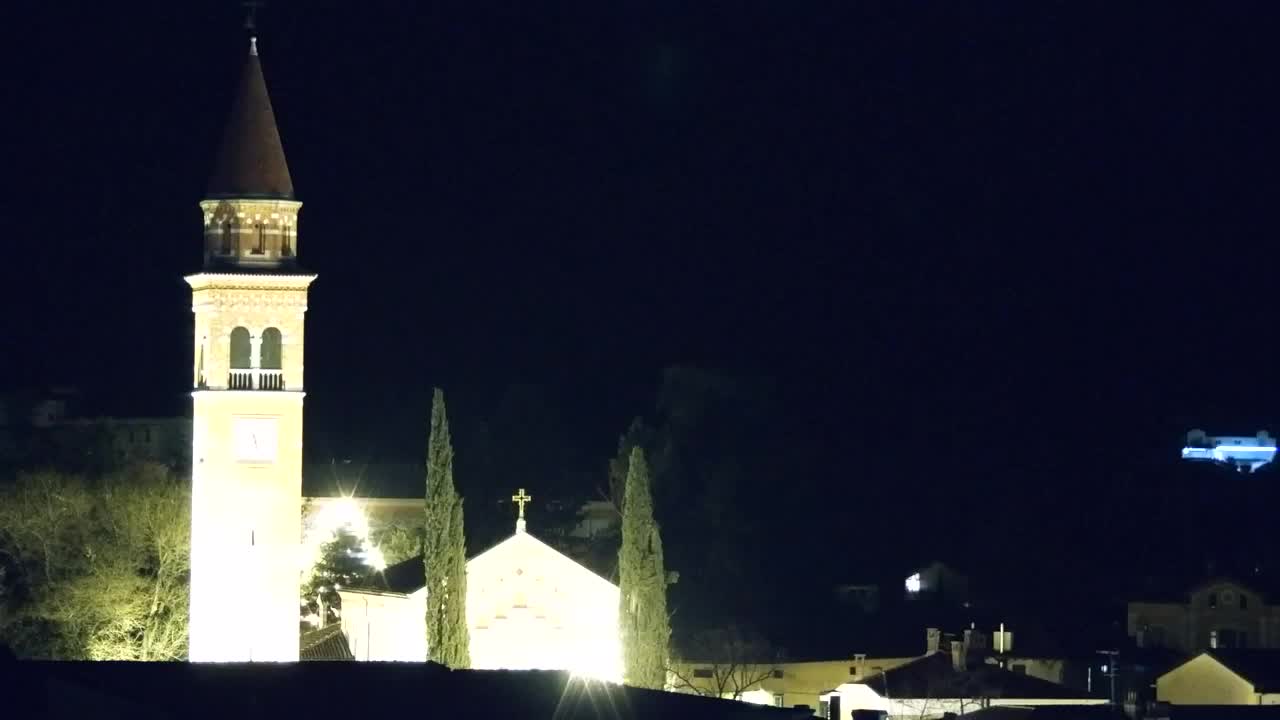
(232, 417, 279, 463)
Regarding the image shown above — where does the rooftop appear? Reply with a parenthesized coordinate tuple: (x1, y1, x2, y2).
(206, 36, 294, 200)
(16, 661, 816, 720)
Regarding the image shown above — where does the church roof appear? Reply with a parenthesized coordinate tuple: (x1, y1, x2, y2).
(299, 624, 353, 661)
(206, 37, 294, 200)
(365, 555, 426, 595)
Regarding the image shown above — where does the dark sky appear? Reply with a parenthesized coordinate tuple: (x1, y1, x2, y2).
(5, 2, 1280, 572)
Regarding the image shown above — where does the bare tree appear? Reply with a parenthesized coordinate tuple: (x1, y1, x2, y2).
(0, 464, 189, 660)
(668, 625, 785, 701)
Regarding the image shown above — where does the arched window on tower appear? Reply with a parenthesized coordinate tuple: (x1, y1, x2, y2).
(197, 343, 206, 389)
(281, 225, 293, 257)
(253, 223, 266, 254)
(221, 220, 234, 255)
(229, 327, 252, 389)
(259, 327, 283, 390)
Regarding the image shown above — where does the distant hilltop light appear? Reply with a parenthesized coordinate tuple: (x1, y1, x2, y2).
(1182, 429, 1277, 472)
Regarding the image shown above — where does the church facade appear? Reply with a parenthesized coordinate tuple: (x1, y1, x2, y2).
(339, 504, 623, 682)
(187, 35, 314, 662)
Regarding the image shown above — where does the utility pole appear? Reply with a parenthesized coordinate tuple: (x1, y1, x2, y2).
(1096, 650, 1120, 705)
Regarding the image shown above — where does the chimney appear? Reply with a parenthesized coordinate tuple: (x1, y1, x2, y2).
(927, 627, 941, 654)
(993, 625, 1014, 654)
(950, 640, 966, 672)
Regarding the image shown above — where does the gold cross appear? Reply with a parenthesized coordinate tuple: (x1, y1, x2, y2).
(512, 488, 532, 519)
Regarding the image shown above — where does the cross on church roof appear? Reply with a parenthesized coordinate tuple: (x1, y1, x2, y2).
(512, 488, 532, 533)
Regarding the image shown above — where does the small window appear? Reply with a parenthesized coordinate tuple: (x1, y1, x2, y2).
(849, 666, 859, 677)
(1241, 594, 1249, 610)
(220, 221, 233, 254)
(1208, 593, 1218, 609)
(772, 669, 784, 679)
(693, 668, 713, 679)
(253, 223, 266, 254)
(282, 225, 293, 256)
(773, 693, 784, 707)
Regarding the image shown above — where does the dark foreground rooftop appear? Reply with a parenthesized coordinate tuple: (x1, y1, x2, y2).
(11, 660, 815, 720)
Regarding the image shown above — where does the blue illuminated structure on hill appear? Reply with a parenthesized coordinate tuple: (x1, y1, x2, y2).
(1182, 429, 1276, 472)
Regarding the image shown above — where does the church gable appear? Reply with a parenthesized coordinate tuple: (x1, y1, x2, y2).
(334, 527, 621, 679)
(468, 531, 617, 596)
(466, 530, 621, 679)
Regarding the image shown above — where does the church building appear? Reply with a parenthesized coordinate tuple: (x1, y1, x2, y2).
(338, 490, 624, 682)
(187, 34, 622, 675)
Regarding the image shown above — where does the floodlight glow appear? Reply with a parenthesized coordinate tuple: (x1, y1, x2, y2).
(302, 496, 388, 579)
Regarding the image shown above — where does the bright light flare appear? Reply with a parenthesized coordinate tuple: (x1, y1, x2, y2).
(302, 496, 387, 580)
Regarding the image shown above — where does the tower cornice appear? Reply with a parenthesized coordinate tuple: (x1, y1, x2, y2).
(185, 273, 317, 292)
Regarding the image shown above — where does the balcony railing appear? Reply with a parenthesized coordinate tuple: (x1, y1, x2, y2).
(227, 369, 285, 391)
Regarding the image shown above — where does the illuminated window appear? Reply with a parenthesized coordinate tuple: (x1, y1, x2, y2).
(906, 573, 922, 594)
(1210, 630, 1219, 648)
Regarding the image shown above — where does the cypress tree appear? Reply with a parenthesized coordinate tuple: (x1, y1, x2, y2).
(424, 388, 471, 668)
(618, 446, 670, 688)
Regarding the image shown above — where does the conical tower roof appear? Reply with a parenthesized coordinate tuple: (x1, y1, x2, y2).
(207, 37, 294, 199)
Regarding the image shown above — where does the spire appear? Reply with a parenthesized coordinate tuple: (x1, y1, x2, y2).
(207, 33, 294, 200)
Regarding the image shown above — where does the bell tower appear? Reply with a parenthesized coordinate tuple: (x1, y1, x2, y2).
(187, 32, 315, 662)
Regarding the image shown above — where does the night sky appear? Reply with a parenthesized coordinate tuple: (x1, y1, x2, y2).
(6, 2, 1280, 622)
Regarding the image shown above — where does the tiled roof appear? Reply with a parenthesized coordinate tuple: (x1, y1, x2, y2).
(1206, 649, 1280, 693)
(299, 624, 352, 661)
(961, 706, 1128, 720)
(207, 38, 294, 200)
(1160, 707, 1280, 720)
(348, 555, 425, 595)
(857, 652, 1095, 700)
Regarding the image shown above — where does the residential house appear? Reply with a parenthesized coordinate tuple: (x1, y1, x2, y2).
(1129, 578, 1280, 653)
(1157, 649, 1280, 705)
(821, 647, 1105, 720)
